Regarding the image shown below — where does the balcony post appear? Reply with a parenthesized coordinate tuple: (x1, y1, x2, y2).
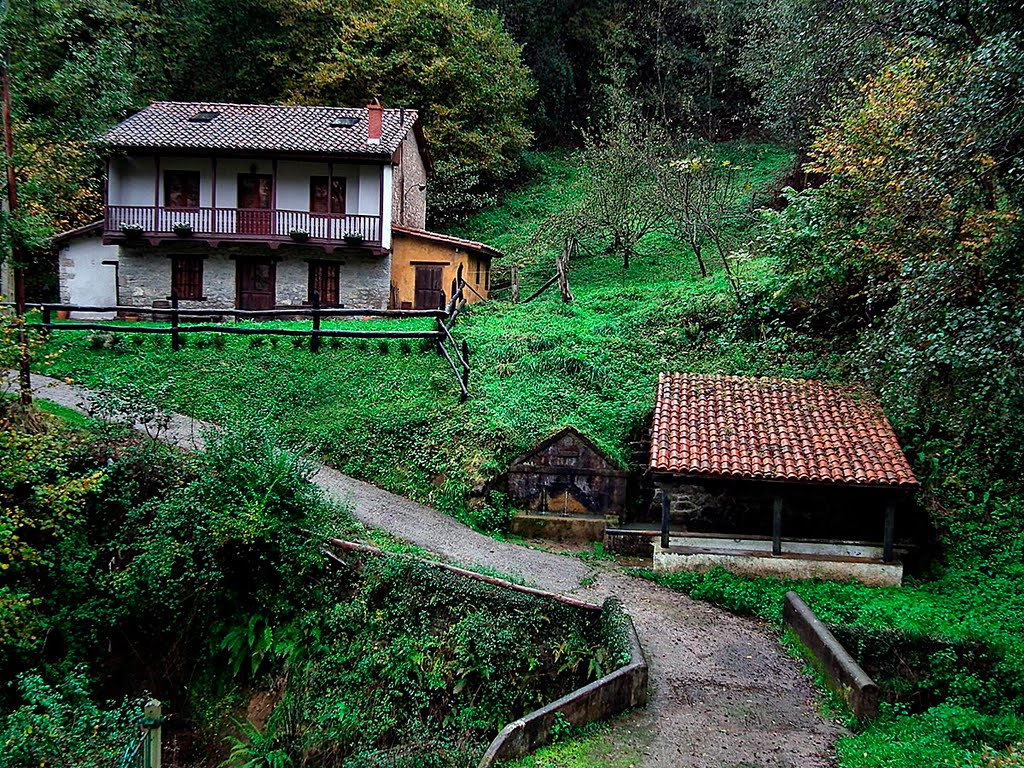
(210, 157, 217, 234)
(271, 158, 278, 236)
(154, 154, 161, 232)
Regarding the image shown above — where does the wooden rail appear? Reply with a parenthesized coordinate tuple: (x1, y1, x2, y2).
(7, 278, 475, 400)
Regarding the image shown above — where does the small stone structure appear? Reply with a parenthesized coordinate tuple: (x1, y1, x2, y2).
(508, 427, 627, 541)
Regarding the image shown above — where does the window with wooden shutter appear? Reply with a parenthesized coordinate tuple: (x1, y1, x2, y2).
(164, 170, 201, 209)
(172, 255, 204, 300)
(308, 261, 340, 305)
(309, 177, 345, 214)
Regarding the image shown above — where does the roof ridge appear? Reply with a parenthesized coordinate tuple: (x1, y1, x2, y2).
(148, 101, 417, 113)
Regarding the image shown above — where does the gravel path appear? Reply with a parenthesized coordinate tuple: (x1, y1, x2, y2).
(18, 373, 841, 767)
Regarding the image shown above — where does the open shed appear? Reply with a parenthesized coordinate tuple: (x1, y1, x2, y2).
(508, 427, 627, 541)
(650, 373, 918, 586)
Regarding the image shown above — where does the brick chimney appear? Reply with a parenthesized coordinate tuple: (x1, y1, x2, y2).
(367, 98, 382, 145)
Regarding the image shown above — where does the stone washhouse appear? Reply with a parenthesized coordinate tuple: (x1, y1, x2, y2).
(641, 373, 917, 586)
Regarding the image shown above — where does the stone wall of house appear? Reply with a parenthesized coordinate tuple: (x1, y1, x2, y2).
(392, 130, 428, 229)
(117, 244, 391, 310)
(656, 481, 771, 535)
(58, 235, 119, 309)
(655, 477, 896, 541)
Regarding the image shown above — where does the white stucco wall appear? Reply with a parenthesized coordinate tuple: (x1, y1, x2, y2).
(58, 235, 120, 318)
(108, 155, 385, 217)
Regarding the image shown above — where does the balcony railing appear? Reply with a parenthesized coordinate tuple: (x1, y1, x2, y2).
(105, 205, 382, 245)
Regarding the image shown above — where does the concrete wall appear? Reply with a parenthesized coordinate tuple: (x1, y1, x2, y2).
(783, 592, 879, 721)
(477, 614, 648, 767)
(58, 234, 120, 316)
(116, 244, 390, 310)
(391, 131, 428, 229)
(391, 233, 490, 309)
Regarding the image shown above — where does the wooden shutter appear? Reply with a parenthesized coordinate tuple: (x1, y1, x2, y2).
(172, 255, 203, 300)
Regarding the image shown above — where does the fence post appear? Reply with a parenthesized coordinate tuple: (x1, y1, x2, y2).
(310, 291, 321, 353)
(41, 305, 51, 341)
(170, 291, 180, 352)
(434, 316, 444, 356)
(460, 339, 470, 402)
(143, 699, 163, 768)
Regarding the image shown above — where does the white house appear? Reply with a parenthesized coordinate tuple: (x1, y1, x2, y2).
(57, 100, 499, 313)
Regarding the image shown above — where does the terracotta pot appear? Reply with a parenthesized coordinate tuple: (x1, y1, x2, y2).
(56, 310, 70, 320)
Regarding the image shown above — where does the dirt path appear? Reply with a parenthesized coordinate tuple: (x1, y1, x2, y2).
(18, 373, 842, 767)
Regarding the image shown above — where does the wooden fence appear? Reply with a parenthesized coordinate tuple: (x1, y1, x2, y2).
(9, 268, 473, 401)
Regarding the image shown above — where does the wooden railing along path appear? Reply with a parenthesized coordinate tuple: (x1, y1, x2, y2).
(7, 267, 474, 401)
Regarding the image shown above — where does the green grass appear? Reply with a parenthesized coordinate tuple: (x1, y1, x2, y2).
(502, 720, 644, 768)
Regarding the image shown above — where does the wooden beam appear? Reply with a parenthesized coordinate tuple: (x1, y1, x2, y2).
(660, 489, 670, 549)
(772, 496, 783, 556)
(883, 501, 895, 563)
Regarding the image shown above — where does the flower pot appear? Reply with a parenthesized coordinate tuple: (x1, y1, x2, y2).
(343, 235, 364, 245)
(290, 231, 310, 243)
(56, 310, 70, 321)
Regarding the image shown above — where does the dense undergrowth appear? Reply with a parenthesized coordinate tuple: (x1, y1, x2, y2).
(0, 407, 628, 767)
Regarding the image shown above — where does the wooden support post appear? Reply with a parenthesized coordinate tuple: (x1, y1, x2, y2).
(143, 699, 162, 768)
(883, 500, 895, 563)
(460, 339, 469, 402)
(772, 496, 783, 556)
(510, 264, 520, 303)
(310, 291, 321, 353)
(41, 304, 50, 340)
(660, 488, 670, 549)
(170, 291, 180, 351)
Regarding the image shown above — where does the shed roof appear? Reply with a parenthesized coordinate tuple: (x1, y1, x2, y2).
(98, 102, 418, 157)
(392, 226, 502, 259)
(651, 373, 917, 487)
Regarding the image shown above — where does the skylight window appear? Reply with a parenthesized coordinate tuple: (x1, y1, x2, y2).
(328, 116, 359, 128)
(188, 111, 221, 123)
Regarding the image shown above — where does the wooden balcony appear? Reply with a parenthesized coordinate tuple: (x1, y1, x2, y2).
(104, 205, 384, 251)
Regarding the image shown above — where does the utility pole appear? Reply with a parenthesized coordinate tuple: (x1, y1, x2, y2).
(1, 3, 32, 406)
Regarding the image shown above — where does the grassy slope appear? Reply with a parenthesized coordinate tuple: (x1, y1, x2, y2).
(46, 144, 821, 517)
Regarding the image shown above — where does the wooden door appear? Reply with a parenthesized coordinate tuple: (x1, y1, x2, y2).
(237, 174, 273, 235)
(414, 265, 444, 309)
(237, 259, 276, 310)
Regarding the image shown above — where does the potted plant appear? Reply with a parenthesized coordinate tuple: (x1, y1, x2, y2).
(120, 222, 144, 238)
(343, 231, 364, 245)
(172, 222, 193, 237)
(289, 227, 310, 243)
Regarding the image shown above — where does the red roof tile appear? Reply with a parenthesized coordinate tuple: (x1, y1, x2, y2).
(99, 102, 418, 157)
(392, 226, 502, 258)
(650, 373, 917, 487)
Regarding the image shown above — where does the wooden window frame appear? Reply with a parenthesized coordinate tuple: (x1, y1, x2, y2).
(171, 255, 204, 300)
(164, 170, 201, 210)
(309, 176, 346, 215)
(308, 260, 341, 306)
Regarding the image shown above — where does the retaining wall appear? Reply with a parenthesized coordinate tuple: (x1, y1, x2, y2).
(783, 591, 879, 721)
(324, 539, 649, 767)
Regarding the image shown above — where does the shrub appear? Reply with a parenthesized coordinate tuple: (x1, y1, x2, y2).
(377, 340, 389, 355)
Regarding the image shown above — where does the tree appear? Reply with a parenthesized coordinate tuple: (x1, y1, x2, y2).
(659, 150, 749, 299)
(281, 0, 535, 223)
(551, 110, 669, 269)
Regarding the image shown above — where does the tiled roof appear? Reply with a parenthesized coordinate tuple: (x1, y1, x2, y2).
(651, 373, 917, 487)
(98, 102, 418, 157)
(392, 226, 502, 258)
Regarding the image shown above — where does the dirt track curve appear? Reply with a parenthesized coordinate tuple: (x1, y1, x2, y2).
(19, 373, 841, 768)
